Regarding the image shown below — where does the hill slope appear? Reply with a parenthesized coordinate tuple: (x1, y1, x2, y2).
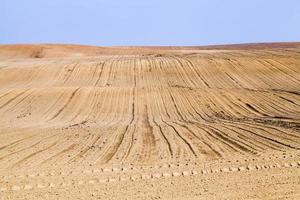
(0, 43, 299, 200)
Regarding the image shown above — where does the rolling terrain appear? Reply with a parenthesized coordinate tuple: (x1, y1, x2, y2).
(0, 43, 300, 199)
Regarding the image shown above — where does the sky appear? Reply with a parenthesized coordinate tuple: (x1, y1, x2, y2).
(1, 0, 300, 46)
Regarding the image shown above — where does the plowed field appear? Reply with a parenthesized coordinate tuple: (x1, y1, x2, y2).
(0, 43, 299, 199)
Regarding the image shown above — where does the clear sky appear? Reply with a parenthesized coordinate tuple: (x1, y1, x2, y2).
(1, 0, 300, 46)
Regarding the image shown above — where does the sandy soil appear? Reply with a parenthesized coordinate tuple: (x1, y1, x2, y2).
(0, 43, 299, 199)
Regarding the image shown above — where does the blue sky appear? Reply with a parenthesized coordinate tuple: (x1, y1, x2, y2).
(1, 0, 300, 46)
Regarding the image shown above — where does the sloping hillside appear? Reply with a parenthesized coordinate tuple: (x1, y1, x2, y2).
(0, 43, 299, 200)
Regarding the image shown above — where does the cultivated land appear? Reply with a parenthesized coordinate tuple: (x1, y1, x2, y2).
(0, 43, 299, 199)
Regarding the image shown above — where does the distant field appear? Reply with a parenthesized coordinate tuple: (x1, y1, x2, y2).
(0, 43, 299, 200)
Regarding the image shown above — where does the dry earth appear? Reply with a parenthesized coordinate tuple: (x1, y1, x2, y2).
(0, 43, 300, 199)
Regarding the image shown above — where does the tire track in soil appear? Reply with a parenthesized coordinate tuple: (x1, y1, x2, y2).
(1, 157, 299, 192)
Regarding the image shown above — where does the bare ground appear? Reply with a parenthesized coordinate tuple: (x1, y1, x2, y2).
(0, 43, 300, 199)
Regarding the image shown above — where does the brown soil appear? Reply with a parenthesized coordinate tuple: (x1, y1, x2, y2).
(0, 43, 299, 200)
